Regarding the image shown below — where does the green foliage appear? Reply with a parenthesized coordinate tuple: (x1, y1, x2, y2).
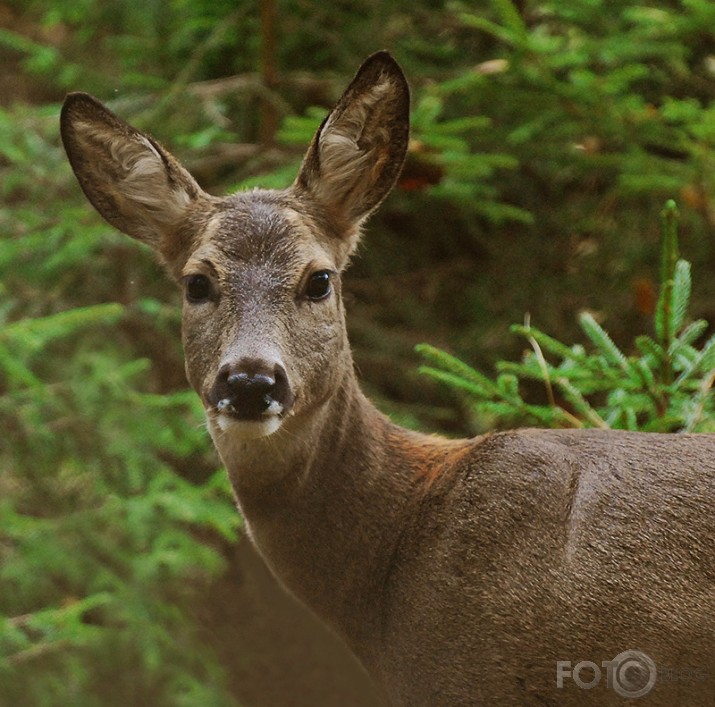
(451, 0, 715, 208)
(408, 90, 532, 224)
(418, 201, 715, 433)
(0, 95, 239, 705)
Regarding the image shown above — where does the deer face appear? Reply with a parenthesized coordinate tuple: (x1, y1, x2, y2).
(61, 51, 409, 441)
(178, 192, 353, 440)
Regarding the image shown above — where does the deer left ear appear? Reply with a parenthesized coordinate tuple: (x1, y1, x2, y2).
(294, 51, 410, 230)
(60, 92, 210, 257)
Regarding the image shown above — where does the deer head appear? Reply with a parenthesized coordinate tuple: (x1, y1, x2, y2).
(61, 52, 409, 445)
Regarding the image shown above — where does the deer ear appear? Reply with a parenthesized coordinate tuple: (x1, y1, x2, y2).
(61, 93, 209, 254)
(295, 51, 409, 228)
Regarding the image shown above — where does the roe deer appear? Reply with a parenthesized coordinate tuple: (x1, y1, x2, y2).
(61, 52, 715, 706)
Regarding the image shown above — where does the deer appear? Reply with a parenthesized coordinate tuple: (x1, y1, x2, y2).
(61, 51, 715, 705)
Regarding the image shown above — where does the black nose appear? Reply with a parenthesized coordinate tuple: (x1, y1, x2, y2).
(208, 359, 293, 420)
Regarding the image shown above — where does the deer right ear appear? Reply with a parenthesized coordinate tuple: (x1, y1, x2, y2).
(295, 51, 410, 230)
(60, 93, 209, 254)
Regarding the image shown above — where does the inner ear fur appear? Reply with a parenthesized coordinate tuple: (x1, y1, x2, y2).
(294, 51, 410, 229)
(61, 92, 209, 253)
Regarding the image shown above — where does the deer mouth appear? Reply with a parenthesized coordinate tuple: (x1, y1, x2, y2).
(215, 396, 285, 419)
(210, 402, 285, 439)
(207, 389, 291, 439)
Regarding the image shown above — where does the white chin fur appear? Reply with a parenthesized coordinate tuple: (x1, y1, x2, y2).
(213, 413, 283, 439)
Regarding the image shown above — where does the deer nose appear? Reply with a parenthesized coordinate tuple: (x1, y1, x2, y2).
(209, 359, 293, 421)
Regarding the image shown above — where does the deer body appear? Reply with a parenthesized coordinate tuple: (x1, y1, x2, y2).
(62, 53, 715, 705)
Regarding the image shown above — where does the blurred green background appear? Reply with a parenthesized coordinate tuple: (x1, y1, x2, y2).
(3, 0, 715, 704)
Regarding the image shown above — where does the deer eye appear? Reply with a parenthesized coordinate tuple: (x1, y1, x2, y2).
(184, 274, 213, 303)
(304, 270, 332, 301)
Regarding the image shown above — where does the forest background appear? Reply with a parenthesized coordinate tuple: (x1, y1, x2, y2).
(3, 0, 715, 704)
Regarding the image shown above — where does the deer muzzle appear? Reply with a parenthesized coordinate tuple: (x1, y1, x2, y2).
(207, 358, 294, 435)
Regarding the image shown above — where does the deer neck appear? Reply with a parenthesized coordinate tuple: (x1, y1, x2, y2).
(211, 366, 439, 649)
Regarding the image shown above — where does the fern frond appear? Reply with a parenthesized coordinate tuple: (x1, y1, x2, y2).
(578, 313, 629, 372)
(416, 344, 499, 395)
(671, 259, 691, 334)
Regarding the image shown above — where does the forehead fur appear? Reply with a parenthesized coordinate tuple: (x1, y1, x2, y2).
(183, 189, 342, 278)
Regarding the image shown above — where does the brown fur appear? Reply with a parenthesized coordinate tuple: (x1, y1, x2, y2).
(62, 52, 715, 705)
